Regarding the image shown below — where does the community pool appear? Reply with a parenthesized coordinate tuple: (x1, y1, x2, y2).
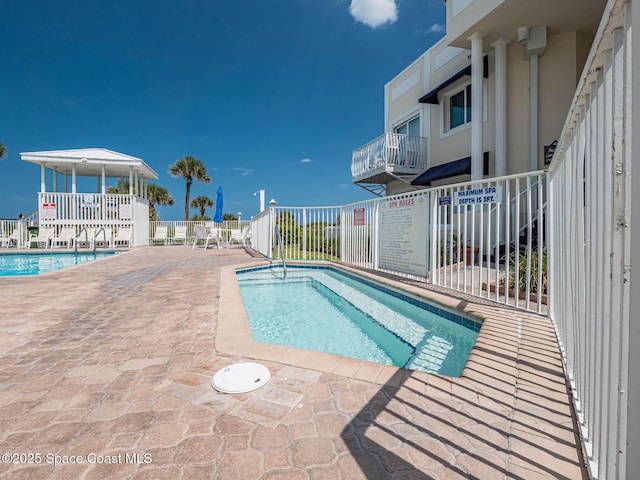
(237, 265, 481, 377)
(0, 252, 119, 276)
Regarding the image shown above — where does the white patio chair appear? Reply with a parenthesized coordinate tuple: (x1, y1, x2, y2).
(113, 227, 132, 247)
(173, 225, 188, 245)
(74, 227, 95, 249)
(192, 225, 220, 249)
(52, 226, 76, 249)
(152, 225, 168, 245)
(30, 227, 55, 249)
(94, 227, 112, 248)
(229, 227, 250, 247)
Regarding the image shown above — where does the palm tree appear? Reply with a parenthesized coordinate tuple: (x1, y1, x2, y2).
(107, 179, 130, 194)
(0, 140, 7, 160)
(169, 156, 211, 221)
(190, 195, 213, 218)
(147, 184, 175, 221)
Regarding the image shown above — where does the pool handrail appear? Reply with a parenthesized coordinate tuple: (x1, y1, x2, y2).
(275, 223, 287, 279)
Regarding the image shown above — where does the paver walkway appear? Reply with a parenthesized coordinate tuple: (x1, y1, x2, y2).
(0, 247, 588, 479)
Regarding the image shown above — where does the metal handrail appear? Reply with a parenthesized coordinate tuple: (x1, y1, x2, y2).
(93, 227, 105, 254)
(275, 224, 287, 279)
(74, 227, 88, 254)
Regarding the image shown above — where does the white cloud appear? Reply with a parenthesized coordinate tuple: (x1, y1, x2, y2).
(232, 167, 254, 176)
(300, 158, 312, 164)
(349, 0, 398, 28)
(415, 24, 445, 35)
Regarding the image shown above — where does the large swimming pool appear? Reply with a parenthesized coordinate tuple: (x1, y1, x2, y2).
(0, 252, 119, 276)
(237, 265, 481, 377)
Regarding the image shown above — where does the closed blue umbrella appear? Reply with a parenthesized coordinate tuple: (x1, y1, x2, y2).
(213, 185, 224, 223)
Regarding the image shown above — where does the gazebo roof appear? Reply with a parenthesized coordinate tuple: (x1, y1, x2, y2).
(20, 148, 159, 180)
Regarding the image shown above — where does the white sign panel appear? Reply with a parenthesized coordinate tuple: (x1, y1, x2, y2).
(119, 204, 132, 220)
(42, 203, 56, 220)
(379, 196, 428, 277)
(454, 186, 503, 206)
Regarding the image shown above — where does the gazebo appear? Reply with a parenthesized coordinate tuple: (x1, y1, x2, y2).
(20, 148, 159, 247)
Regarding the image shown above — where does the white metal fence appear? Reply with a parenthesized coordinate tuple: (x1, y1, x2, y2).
(250, 170, 546, 312)
(547, 0, 634, 477)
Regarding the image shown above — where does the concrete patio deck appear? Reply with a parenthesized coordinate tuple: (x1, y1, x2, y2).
(0, 247, 587, 479)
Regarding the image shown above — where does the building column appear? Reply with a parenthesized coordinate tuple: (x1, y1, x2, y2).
(63, 174, 68, 193)
(529, 54, 539, 172)
(493, 38, 508, 177)
(101, 165, 106, 194)
(128, 167, 134, 195)
(469, 32, 485, 180)
(52, 167, 57, 192)
(134, 171, 139, 196)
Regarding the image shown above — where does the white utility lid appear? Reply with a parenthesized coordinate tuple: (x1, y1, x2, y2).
(211, 362, 271, 394)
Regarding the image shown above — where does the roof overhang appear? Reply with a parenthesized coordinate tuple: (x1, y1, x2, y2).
(446, 0, 607, 49)
(20, 148, 159, 180)
(419, 56, 488, 105)
(411, 152, 489, 186)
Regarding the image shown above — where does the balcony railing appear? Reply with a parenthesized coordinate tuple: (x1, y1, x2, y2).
(351, 132, 428, 182)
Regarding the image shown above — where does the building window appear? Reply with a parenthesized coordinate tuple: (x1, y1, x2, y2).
(394, 116, 420, 137)
(446, 83, 471, 131)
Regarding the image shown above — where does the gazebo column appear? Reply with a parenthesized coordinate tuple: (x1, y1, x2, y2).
(52, 167, 57, 192)
(64, 174, 68, 193)
(40, 164, 46, 193)
(134, 171, 139, 196)
(101, 165, 106, 194)
(71, 164, 77, 194)
(128, 167, 134, 195)
(144, 179, 148, 199)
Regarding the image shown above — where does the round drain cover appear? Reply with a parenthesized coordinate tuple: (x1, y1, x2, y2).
(211, 362, 271, 394)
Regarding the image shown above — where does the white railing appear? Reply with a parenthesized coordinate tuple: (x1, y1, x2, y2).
(0, 220, 28, 248)
(250, 169, 546, 311)
(38, 192, 138, 224)
(351, 132, 428, 180)
(430, 172, 547, 313)
(250, 207, 342, 261)
(547, 0, 634, 478)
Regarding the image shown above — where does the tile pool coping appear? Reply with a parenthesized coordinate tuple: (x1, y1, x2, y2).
(218, 260, 508, 386)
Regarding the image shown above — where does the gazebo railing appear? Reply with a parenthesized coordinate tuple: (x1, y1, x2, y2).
(38, 192, 140, 224)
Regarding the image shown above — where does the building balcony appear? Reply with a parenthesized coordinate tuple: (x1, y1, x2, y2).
(351, 133, 428, 191)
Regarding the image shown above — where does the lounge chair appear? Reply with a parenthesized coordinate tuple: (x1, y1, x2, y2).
(113, 227, 132, 247)
(30, 227, 55, 249)
(74, 227, 95, 249)
(94, 227, 112, 248)
(52, 226, 77, 249)
(173, 225, 188, 245)
(1, 228, 21, 248)
(229, 227, 250, 247)
(152, 225, 168, 245)
(192, 225, 220, 249)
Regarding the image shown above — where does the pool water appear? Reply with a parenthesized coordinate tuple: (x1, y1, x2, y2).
(0, 252, 119, 276)
(237, 266, 481, 377)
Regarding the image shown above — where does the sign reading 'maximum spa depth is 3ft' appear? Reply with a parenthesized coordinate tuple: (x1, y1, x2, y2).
(453, 186, 503, 206)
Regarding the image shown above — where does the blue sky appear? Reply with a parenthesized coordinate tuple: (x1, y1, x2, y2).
(0, 0, 445, 221)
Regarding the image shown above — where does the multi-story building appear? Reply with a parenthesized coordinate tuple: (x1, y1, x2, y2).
(352, 0, 607, 196)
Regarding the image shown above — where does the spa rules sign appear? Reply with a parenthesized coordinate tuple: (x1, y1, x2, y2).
(379, 195, 428, 277)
